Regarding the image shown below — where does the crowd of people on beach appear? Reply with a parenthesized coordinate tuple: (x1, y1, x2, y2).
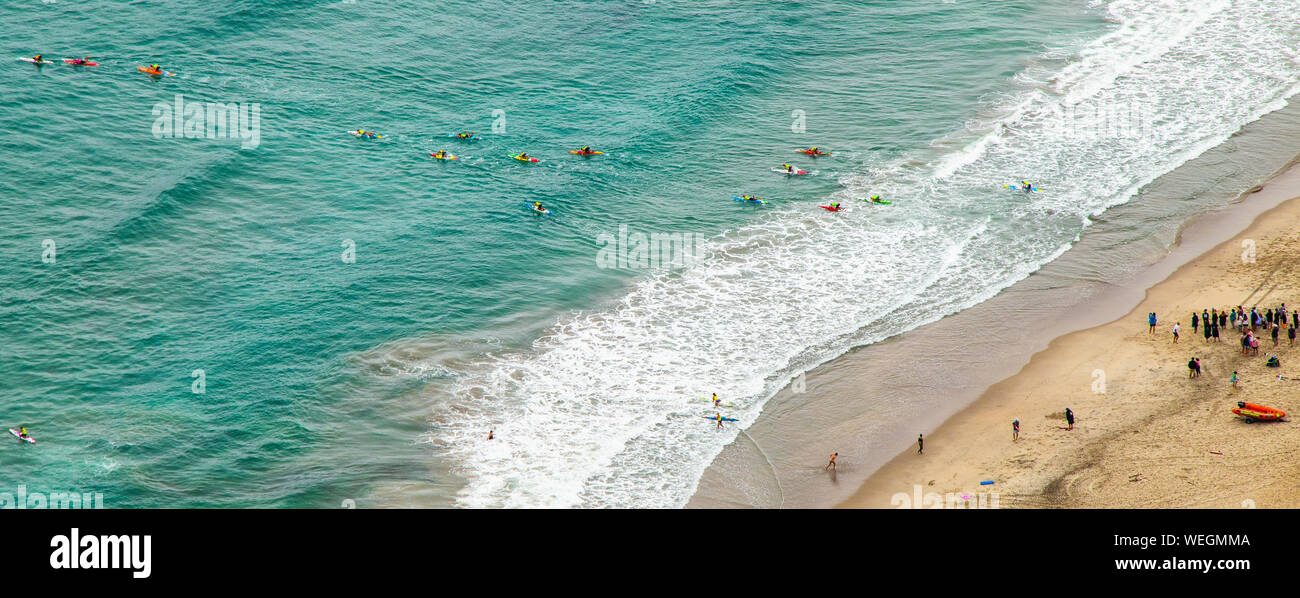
(1155, 304, 1297, 348)
(1152, 304, 1295, 381)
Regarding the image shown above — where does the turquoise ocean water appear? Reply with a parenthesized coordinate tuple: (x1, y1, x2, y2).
(3, 1, 1299, 507)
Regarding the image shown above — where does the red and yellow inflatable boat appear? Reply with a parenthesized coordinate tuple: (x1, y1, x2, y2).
(1233, 402, 1285, 422)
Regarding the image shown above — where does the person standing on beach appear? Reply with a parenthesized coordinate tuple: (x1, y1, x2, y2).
(917, 433, 924, 454)
(1065, 408, 1074, 431)
(1148, 313, 1157, 334)
(825, 452, 838, 471)
(1191, 313, 1198, 334)
(1188, 357, 1197, 378)
(1012, 419, 1020, 441)
(1212, 321, 1220, 342)
(1272, 324, 1280, 346)
(1203, 319, 1211, 343)
(1289, 325, 1295, 347)
(1171, 322, 1180, 343)
(1231, 371, 1238, 389)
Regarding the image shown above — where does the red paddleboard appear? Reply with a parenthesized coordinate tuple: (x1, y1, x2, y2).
(63, 59, 99, 66)
(797, 150, 831, 156)
(819, 205, 843, 212)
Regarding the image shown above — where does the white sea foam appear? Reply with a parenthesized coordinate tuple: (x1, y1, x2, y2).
(430, 0, 1300, 508)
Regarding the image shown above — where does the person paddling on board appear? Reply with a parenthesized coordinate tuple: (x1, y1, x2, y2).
(578, 146, 593, 154)
(869, 195, 884, 204)
(432, 150, 447, 159)
(456, 131, 475, 139)
(518, 152, 530, 160)
(532, 201, 546, 213)
(828, 202, 841, 211)
(714, 412, 725, 430)
(783, 163, 795, 174)
(70, 56, 92, 65)
(31, 54, 44, 63)
(17, 426, 29, 439)
(1021, 181, 1033, 193)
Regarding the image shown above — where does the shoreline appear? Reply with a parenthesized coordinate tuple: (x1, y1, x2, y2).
(689, 100, 1300, 509)
(840, 160, 1300, 509)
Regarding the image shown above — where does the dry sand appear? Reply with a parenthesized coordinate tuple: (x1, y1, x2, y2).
(842, 189, 1300, 509)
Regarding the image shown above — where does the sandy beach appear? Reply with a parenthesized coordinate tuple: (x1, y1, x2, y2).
(843, 167, 1300, 509)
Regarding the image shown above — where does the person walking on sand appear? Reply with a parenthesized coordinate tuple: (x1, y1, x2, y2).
(1172, 322, 1180, 343)
(1012, 418, 1020, 441)
(1148, 312, 1157, 334)
(825, 452, 838, 471)
(1188, 356, 1197, 379)
(714, 412, 725, 430)
(917, 433, 924, 454)
(1065, 408, 1075, 431)
(1231, 370, 1238, 389)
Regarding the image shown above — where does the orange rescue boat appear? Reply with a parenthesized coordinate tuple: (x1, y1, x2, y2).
(1233, 401, 1285, 422)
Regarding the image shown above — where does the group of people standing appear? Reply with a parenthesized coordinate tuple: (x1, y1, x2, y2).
(1159, 304, 1297, 349)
